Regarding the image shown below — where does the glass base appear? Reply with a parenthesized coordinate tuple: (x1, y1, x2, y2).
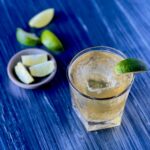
(73, 107, 122, 131)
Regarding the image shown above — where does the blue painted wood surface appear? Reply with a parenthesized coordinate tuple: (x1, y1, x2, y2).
(0, 0, 150, 149)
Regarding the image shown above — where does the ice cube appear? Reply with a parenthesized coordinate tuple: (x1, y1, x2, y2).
(70, 51, 122, 95)
(87, 79, 109, 89)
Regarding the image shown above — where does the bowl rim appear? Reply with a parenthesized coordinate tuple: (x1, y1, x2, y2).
(7, 48, 57, 89)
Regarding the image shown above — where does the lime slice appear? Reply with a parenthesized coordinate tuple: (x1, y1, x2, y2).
(16, 28, 39, 46)
(29, 61, 55, 77)
(29, 8, 54, 28)
(41, 30, 63, 52)
(115, 58, 148, 74)
(21, 54, 48, 66)
(15, 62, 34, 84)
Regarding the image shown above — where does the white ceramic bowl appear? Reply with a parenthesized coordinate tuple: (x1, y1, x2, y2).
(7, 48, 57, 89)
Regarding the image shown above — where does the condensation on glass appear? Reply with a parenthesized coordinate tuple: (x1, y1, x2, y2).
(67, 46, 134, 131)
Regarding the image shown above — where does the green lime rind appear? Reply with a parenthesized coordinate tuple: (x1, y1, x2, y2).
(115, 58, 148, 74)
(41, 30, 63, 52)
(16, 28, 40, 46)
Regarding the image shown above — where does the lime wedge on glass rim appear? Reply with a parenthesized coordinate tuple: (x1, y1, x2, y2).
(16, 28, 40, 46)
(21, 54, 48, 66)
(115, 58, 148, 74)
(29, 61, 55, 77)
(29, 8, 54, 28)
(15, 62, 34, 84)
(41, 30, 63, 52)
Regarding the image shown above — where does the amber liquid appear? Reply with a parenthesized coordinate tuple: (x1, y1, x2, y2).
(69, 51, 133, 124)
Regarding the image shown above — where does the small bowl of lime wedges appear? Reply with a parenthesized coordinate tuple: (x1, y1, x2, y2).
(7, 48, 57, 89)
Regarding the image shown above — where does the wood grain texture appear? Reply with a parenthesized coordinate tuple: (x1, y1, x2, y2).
(0, 0, 150, 149)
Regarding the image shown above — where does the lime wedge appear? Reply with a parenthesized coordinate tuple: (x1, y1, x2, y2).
(15, 62, 34, 84)
(16, 28, 39, 46)
(115, 58, 148, 74)
(41, 30, 63, 52)
(29, 61, 55, 77)
(29, 8, 54, 28)
(21, 54, 47, 66)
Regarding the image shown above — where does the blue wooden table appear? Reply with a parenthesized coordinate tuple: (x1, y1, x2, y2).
(0, 0, 150, 149)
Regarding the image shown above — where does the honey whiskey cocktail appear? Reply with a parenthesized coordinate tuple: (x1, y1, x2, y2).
(68, 46, 133, 131)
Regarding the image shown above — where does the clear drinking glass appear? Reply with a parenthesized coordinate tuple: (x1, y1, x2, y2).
(67, 46, 134, 131)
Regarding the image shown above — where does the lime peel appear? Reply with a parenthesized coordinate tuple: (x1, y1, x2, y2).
(41, 30, 63, 52)
(16, 28, 39, 46)
(115, 58, 148, 74)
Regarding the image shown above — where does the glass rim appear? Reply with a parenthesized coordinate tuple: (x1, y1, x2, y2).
(67, 46, 134, 100)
